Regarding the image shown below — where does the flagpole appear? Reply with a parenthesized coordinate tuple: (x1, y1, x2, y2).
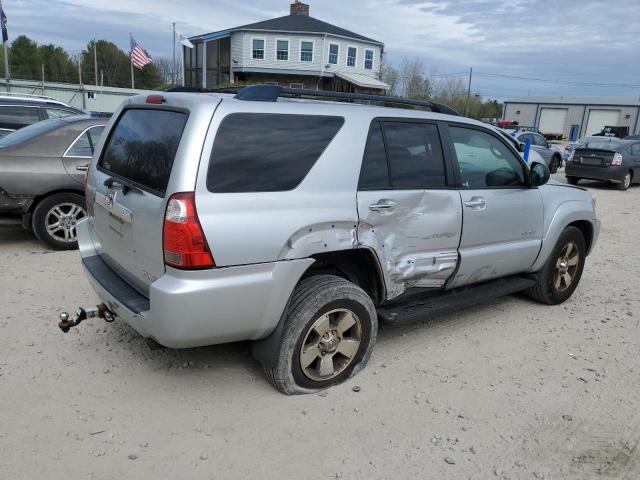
(172, 22, 176, 86)
(129, 33, 134, 89)
(0, 0, 9, 82)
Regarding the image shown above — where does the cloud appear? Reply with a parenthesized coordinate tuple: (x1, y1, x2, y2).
(5, 0, 640, 98)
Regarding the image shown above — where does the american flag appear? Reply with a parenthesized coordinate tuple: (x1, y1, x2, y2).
(130, 36, 152, 70)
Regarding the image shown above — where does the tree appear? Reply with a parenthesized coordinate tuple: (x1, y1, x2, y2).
(38, 44, 76, 83)
(379, 54, 399, 95)
(8, 35, 40, 79)
(399, 58, 432, 100)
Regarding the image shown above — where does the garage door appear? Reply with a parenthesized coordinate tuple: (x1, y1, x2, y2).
(539, 108, 568, 135)
(585, 109, 621, 136)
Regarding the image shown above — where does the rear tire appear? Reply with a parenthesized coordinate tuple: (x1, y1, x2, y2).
(32, 192, 86, 250)
(566, 176, 580, 185)
(264, 275, 377, 395)
(526, 226, 586, 305)
(549, 155, 561, 174)
(618, 171, 632, 191)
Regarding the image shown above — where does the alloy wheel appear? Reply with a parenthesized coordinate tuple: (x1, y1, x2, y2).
(299, 309, 362, 381)
(554, 241, 580, 293)
(45, 202, 86, 243)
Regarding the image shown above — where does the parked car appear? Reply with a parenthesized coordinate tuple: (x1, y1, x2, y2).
(62, 87, 600, 395)
(566, 137, 640, 190)
(495, 127, 546, 166)
(0, 94, 84, 139)
(506, 130, 563, 173)
(562, 136, 602, 163)
(0, 115, 106, 249)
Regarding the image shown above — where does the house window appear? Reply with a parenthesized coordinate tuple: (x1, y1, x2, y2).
(364, 49, 374, 70)
(347, 47, 357, 67)
(276, 40, 289, 61)
(328, 44, 339, 65)
(252, 38, 265, 60)
(300, 41, 313, 62)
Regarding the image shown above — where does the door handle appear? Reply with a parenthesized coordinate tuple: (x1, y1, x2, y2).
(369, 199, 397, 214)
(464, 197, 486, 210)
(76, 164, 89, 172)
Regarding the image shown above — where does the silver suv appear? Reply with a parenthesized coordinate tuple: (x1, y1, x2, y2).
(63, 87, 600, 395)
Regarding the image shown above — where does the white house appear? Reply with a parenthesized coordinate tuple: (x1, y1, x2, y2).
(185, 1, 389, 93)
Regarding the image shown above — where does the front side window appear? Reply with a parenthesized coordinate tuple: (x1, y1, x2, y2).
(532, 133, 548, 147)
(364, 49, 374, 70)
(99, 109, 188, 195)
(0, 106, 40, 128)
(300, 41, 313, 62)
(276, 40, 289, 61)
(383, 122, 446, 189)
(359, 122, 389, 190)
(208, 113, 344, 193)
(328, 44, 339, 65)
(630, 143, 640, 156)
(66, 126, 105, 157)
(252, 38, 265, 60)
(46, 108, 76, 119)
(347, 47, 357, 67)
(450, 126, 526, 189)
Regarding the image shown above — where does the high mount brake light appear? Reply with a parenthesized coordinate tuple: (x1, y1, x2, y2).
(146, 95, 165, 104)
(163, 192, 215, 269)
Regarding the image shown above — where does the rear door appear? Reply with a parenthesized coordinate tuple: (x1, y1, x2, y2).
(531, 132, 553, 164)
(357, 120, 462, 298)
(446, 124, 543, 288)
(90, 107, 190, 294)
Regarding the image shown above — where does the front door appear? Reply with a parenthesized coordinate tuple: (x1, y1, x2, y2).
(356, 120, 462, 299)
(446, 124, 543, 288)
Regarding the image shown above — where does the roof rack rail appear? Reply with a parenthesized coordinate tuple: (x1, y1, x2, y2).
(167, 85, 460, 116)
(0, 91, 60, 102)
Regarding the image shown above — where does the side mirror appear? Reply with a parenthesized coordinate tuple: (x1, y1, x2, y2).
(517, 142, 525, 152)
(530, 162, 550, 187)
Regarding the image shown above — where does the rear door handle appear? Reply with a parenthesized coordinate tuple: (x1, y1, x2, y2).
(464, 197, 486, 210)
(369, 199, 397, 214)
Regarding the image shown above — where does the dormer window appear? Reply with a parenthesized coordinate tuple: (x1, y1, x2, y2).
(252, 38, 265, 59)
(300, 41, 314, 62)
(364, 49, 374, 70)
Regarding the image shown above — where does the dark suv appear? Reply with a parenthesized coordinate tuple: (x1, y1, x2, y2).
(0, 94, 84, 139)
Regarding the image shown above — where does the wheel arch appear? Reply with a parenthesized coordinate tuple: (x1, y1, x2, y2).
(28, 187, 84, 214)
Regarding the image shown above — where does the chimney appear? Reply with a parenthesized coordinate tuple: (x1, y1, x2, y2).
(290, 0, 310, 16)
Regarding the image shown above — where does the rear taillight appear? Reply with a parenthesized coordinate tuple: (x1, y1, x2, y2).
(611, 153, 623, 166)
(163, 192, 215, 269)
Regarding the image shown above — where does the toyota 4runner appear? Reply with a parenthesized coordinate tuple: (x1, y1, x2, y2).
(61, 86, 600, 395)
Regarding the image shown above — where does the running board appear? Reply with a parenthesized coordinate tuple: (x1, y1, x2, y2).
(377, 275, 537, 324)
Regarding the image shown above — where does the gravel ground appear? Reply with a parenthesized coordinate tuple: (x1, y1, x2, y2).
(1, 173, 639, 480)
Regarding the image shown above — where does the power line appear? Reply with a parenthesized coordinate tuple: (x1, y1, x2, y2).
(475, 71, 640, 89)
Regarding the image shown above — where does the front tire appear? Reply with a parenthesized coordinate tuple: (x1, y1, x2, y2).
(264, 275, 377, 395)
(32, 192, 86, 250)
(526, 226, 586, 305)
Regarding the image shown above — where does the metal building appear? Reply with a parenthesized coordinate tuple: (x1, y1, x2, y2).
(503, 96, 640, 140)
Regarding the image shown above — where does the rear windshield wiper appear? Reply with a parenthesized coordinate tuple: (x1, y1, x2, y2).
(103, 176, 143, 196)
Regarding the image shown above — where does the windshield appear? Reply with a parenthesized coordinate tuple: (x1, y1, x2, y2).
(0, 118, 62, 147)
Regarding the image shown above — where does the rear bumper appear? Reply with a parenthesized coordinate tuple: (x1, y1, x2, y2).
(77, 219, 314, 348)
(565, 164, 628, 183)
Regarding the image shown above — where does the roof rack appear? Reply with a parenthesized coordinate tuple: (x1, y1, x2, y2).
(166, 85, 460, 116)
(0, 91, 60, 102)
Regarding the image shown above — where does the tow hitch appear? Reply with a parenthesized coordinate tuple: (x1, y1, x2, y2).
(58, 304, 116, 333)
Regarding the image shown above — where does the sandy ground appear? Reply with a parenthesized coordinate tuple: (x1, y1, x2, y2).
(1, 173, 639, 480)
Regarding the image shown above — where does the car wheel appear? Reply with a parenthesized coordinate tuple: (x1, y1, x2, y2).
(549, 155, 561, 174)
(526, 226, 586, 305)
(618, 171, 632, 191)
(566, 176, 580, 185)
(263, 275, 377, 395)
(32, 192, 86, 250)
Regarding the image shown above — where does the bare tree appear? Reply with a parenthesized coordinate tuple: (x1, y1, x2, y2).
(379, 55, 399, 95)
(154, 55, 182, 86)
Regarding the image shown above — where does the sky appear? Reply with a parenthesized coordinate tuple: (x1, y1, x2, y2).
(5, 0, 640, 100)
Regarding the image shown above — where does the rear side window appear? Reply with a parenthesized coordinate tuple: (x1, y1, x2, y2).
(0, 105, 40, 127)
(99, 109, 188, 195)
(359, 122, 389, 190)
(66, 126, 105, 157)
(207, 113, 344, 193)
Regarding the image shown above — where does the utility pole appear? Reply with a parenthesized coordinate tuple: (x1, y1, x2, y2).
(100, 69, 103, 87)
(41, 63, 44, 94)
(93, 42, 98, 86)
(465, 67, 473, 117)
(1, 0, 10, 84)
(172, 22, 176, 86)
(78, 60, 82, 84)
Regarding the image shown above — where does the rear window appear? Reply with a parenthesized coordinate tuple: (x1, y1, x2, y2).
(207, 113, 344, 193)
(99, 109, 188, 195)
(582, 139, 624, 150)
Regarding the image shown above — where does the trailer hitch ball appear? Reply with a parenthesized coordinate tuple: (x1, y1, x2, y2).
(58, 305, 114, 333)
